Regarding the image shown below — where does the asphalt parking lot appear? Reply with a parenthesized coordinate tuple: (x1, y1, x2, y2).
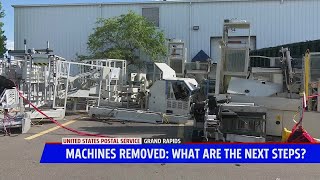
(0, 114, 320, 180)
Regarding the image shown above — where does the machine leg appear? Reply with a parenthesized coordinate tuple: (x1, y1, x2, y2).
(22, 115, 31, 134)
(2, 110, 11, 136)
(86, 99, 89, 112)
(73, 98, 77, 111)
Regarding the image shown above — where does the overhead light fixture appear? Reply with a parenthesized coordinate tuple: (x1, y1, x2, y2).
(193, 26, 199, 30)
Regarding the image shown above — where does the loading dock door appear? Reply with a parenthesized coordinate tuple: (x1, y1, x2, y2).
(210, 36, 256, 63)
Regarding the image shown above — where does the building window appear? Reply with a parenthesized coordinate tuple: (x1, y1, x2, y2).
(142, 7, 159, 27)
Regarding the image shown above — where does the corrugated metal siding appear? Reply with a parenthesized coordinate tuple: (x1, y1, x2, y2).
(15, 5, 100, 60)
(101, 4, 141, 18)
(190, 0, 320, 60)
(159, 4, 189, 42)
(14, 0, 320, 61)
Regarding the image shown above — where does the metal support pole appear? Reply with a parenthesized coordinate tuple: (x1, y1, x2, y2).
(53, 61, 59, 108)
(27, 60, 31, 108)
(63, 63, 71, 111)
(153, 64, 156, 83)
(127, 84, 130, 109)
(19, 82, 24, 114)
(47, 58, 52, 102)
(24, 39, 31, 109)
(44, 66, 47, 102)
(37, 71, 40, 104)
(108, 78, 111, 103)
(97, 68, 103, 107)
(304, 52, 310, 98)
(215, 59, 221, 95)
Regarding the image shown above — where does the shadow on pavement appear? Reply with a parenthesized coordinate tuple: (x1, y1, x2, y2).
(78, 125, 193, 141)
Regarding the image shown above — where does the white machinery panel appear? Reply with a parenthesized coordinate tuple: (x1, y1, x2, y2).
(0, 88, 19, 109)
(265, 110, 284, 137)
(27, 109, 65, 120)
(227, 77, 282, 97)
(210, 36, 256, 63)
(110, 68, 120, 80)
(154, 63, 176, 80)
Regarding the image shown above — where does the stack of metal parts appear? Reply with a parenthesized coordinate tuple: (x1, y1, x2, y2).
(191, 94, 267, 142)
(203, 96, 221, 141)
(167, 39, 187, 77)
(219, 103, 267, 142)
(5, 42, 67, 121)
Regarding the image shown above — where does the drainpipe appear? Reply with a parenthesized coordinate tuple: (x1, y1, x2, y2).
(99, 4, 102, 19)
(188, 1, 192, 62)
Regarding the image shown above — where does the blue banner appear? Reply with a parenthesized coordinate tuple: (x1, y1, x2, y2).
(40, 144, 320, 163)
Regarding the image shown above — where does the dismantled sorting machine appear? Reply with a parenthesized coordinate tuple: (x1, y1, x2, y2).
(0, 19, 319, 143)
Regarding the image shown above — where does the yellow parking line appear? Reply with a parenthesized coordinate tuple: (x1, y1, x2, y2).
(25, 120, 77, 140)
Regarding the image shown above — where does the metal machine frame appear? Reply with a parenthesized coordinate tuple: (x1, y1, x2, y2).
(215, 19, 251, 95)
(167, 39, 187, 77)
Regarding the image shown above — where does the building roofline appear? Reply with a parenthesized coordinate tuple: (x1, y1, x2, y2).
(12, 1, 184, 8)
(11, 0, 293, 8)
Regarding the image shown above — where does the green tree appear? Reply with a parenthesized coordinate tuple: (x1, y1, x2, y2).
(86, 11, 167, 66)
(0, 1, 7, 56)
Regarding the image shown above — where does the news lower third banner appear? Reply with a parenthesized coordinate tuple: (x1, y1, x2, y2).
(40, 139, 320, 163)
